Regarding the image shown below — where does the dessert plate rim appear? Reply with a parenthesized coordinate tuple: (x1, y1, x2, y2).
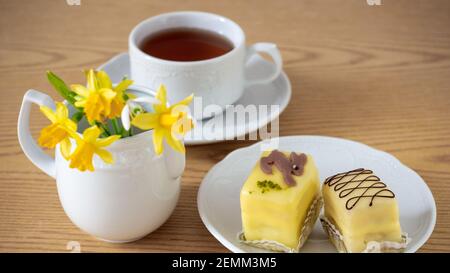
(197, 135, 437, 253)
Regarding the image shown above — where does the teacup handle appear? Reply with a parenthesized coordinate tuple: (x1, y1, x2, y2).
(18, 89, 56, 178)
(244, 43, 283, 87)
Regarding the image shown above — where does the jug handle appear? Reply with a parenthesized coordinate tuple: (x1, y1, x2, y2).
(18, 89, 56, 178)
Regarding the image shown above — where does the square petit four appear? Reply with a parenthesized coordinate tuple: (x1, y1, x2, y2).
(321, 168, 409, 253)
(239, 150, 322, 252)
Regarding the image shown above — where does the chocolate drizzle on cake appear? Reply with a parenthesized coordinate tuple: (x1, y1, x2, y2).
(260, 150, 307, 186)
(324, 168, 395, 210)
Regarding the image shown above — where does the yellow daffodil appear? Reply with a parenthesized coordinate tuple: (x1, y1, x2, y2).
(71, 69, 116, 123)
(95, 70, 134, 119)
(38, 102, 77, 160)
(131, 85, 194, 155)
(69, 126, 121, 172)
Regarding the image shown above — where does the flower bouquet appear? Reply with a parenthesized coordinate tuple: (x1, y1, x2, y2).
(40, 69, 193, 171)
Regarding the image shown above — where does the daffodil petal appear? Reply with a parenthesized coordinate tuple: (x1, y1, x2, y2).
(154, 103, 168, 113)
(156, 84, 167, 105)
(126, 92, 137, 100)
(68, 129, 81, 142)
(82, 126, 102, 142)
(96, 134, 121, 147)
(99, 88, 115, 116)
(170, 104, 190, 118)
(38, 123, 66, 148)
(153, 129, 164, 155)
(74, 100, 86, 108)
(131, 112, 160, 130)
(100, 88, 116, 101)
(108, 99, 123, 119)
(114, 79, 133, 94)
(60, 137, 72, 160)
(87, 69, 98, 91)
(95, 148, 114, 164)
(71, 84, 90, 98)
(172, 115, 194, 136)
(64, 118, 77, 132)
(174, 93, 194, 107)
(69, 142, 95, 172)
(96, 70, 113, 89)
(164, 129, 185, 154)
(153, 84, 169, 113)
(39, 105, 57, 123)
(55, 102, 69, 120)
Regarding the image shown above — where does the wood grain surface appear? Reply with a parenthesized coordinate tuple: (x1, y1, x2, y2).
(0, 0, 449, 253)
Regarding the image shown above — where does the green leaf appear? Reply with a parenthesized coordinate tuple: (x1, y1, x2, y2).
(71, 111, 84, 122)
(47, 71, 78, 106)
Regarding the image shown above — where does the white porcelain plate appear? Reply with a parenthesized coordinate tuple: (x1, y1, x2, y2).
(99, 53, 292, 145)
(197, 136, 436, 253)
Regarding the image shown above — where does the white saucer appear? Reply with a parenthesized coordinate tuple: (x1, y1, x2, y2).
(99, 53, 292, 145)
(197, 136, 436, 253)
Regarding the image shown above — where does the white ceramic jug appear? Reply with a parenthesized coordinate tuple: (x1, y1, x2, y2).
(17, 87, 184, 242)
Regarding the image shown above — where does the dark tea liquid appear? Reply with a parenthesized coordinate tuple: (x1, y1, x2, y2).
(139, 27, 234, 62)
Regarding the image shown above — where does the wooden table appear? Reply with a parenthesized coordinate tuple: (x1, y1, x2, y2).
(0, 0, 449, 253)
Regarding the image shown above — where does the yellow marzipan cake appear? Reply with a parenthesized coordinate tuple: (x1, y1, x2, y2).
(321, 168, 409, 253)
(239, 150, 322, 252)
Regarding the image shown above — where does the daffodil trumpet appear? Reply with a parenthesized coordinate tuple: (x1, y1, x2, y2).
(38, 70, 194, 172)
(38, 102, 77, 160)
(68, 126, 121, 172)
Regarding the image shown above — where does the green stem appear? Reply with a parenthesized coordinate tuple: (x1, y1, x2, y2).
(112, 118, 122, 135)
(102, 125, 112, 136)
(95, 121, 111, 137)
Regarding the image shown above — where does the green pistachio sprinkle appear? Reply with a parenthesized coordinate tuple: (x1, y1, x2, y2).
(256, 180, 282, 193)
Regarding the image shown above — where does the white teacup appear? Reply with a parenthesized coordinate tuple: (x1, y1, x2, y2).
(129, 11, 282, 118)
(18, 87, 184, 243)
